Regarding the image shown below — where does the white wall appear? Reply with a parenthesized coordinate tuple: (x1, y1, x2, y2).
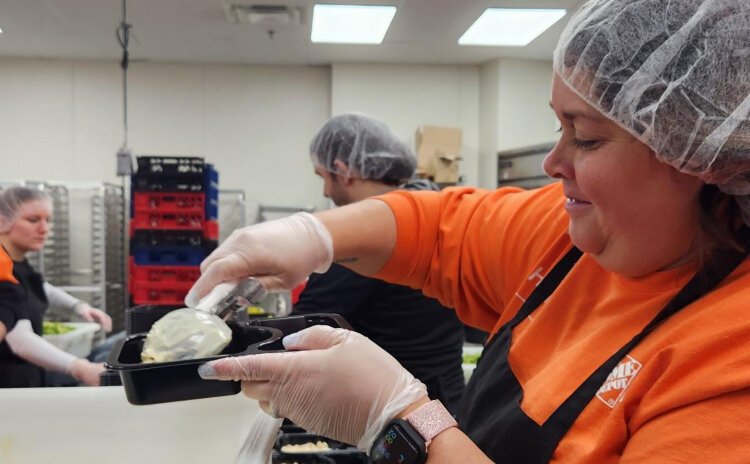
(0, 57, 557, 217)
(0, 57, 332, 217)
(479, 58, 559, 188)
(497, 58, 558, 151)
(479, 60, 501, 188)
(331, 63, 481, 187)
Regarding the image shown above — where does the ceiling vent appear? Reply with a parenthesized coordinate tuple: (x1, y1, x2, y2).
(225, 3, 303, 27)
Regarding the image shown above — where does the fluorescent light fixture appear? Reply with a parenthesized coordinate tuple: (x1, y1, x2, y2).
(459, 8, 566, 47)
(311, 4, 396, 44)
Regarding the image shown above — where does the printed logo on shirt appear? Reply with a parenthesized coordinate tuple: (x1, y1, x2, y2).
(596, 355, 642, 408)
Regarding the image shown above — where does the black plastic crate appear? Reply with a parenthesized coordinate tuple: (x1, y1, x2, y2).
(131, 230, 204, 248)
(132, 173, 205, 192)
(99, 368, 123, 386)
(137, 156, 205, 176)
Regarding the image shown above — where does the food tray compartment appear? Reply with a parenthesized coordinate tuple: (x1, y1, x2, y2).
(272, 454, 336, 464)
(276, 433, 350, 451)
(107, 313, 352, 405)
(274, 433, 368, 464)
(107, 323, 280, 405)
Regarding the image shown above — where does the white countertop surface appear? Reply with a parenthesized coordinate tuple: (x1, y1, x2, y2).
(0, 386, 261, 464)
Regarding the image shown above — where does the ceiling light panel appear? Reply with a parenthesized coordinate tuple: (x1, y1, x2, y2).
(459, 8, 567, 47)
(311, 4, 397, 44)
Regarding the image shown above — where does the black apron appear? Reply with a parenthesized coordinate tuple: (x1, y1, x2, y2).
(0, 260, 48, 388)
(460, 237, 749, 463)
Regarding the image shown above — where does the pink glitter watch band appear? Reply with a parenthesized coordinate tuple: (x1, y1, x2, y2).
(404, 400, 458, 446)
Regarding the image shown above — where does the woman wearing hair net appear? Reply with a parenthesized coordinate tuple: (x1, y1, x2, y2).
(0, 187, 110, 387)
(188, 0, 750, 462)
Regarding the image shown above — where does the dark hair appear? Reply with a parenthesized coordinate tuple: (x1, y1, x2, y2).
(696, 185, 746, 261)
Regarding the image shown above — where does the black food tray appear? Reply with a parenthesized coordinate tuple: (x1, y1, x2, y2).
(274, 433, 370, 464)
(106, 313, 351, 405)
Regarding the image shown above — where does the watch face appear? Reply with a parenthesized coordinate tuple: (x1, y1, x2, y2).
(370, 423, 421, 464)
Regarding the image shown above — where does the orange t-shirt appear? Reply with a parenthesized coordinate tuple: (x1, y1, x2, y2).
(0, 246, 17, 285)
(375, 182, 750, 463)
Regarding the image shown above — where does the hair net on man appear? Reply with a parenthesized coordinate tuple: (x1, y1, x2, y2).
(553, 0, 750, 222)
(0, 186, 51, 233)
(310, 113, 417, 185)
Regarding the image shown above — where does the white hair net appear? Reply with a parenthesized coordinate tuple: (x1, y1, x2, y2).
(0, 186, 51, 233)
(310, 113, 416, 184)
(554, 0, 750, 223)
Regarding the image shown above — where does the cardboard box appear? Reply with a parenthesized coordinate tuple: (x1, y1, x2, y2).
(415, 125, 462, 183)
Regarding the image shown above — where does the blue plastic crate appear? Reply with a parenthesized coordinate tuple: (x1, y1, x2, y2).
(203, 164, 218, 190)
(131, 246, 206, 266)
(206, 191, 219, 220)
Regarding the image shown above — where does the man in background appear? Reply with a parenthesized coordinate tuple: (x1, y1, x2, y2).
(293, 113, 465, 414)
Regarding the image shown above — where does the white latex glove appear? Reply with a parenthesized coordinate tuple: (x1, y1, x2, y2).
(75, 303, 112, 332)
(185, 212, 333, 307)
(70, 359, 105, 386)
(198, 325, 428, 451)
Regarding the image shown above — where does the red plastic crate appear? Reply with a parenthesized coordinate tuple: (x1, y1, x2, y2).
(130, 211, 205, 232)
(204, 220, 219, 240)
(129, 259, 201, 284)
(133, 192, 205, 214)
(130, 281, 193, 306)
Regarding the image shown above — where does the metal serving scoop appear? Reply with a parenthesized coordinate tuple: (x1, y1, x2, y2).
(194, 277, 268, 320)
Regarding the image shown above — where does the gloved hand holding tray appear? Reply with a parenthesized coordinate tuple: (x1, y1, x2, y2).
(106, 311, 351, 405)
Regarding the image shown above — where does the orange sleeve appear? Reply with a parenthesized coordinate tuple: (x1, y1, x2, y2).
(374, 182, 569, 331)
(0, 247, 17, 284)
(621, 389, 750, 463)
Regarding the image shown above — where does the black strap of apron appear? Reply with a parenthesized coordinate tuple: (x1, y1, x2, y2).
(507, 246, 583, 329)
(542, 227, 750, 448)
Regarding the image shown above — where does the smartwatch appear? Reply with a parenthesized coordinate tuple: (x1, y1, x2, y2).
(369, 400, 457, 464)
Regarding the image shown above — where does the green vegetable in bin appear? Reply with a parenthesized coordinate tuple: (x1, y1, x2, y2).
(463, 352, 481, 365)
(42, 321, 75, 335)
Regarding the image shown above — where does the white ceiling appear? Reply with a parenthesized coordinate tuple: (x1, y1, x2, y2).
(0, 0, 584, 66)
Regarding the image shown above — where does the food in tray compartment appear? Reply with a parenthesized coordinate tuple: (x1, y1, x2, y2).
(141, 308, 232, 363)
(42, 321, 76, 335)
(279, 441, 332, 453)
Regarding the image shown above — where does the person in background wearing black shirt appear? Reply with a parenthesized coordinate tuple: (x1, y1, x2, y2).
(0, 186, 110, 387)
(293, 113, 465, 414)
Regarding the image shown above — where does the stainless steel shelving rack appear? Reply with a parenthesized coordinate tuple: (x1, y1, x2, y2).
(218, 189, 247, 242)
(497, 142, 557, 189)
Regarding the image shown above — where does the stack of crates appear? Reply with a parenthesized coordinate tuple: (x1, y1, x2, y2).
(127, 156, 219, 325)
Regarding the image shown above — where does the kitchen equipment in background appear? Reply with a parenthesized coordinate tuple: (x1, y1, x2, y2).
(497, 142, 556, 189)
